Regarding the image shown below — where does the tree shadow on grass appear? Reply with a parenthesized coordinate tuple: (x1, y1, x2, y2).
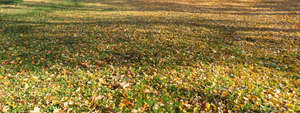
(0, 0, 299, 74)
(101, 0, 300, 14)
(21, 0, 116, 11)
(17, 0, 300, 14)
(1, 17, 299, 73)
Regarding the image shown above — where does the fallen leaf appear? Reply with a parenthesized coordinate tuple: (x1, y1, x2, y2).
(119, 82, 130, 89)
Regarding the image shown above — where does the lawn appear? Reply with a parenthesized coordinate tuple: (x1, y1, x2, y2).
(0, 0, 299, 112)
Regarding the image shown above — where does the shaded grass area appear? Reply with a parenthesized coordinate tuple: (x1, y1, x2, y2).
(0, 0, 299, 112)
(0, 0, 23, 5)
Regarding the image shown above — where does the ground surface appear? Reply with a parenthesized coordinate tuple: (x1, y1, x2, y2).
(0, 0, 299, 112)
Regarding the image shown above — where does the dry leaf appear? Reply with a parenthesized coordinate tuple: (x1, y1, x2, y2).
(119, 82, 130, 89)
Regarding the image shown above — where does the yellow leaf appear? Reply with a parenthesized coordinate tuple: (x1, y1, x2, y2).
(205, 103, 210, 111)
(16, 57, 21, 60)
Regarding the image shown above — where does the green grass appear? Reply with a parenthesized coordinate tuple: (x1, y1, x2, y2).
(0, 0, 299, 112)
(0, 0, 23, 5)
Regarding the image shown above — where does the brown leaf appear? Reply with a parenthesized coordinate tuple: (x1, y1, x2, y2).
(121, 99, 131, 105)
(0, 60, 9, 65)
(119, 82, 130, 89)
(80, 62, 88, 68)
(142, 89, 150, 94)
(95, 60, 104, 66)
